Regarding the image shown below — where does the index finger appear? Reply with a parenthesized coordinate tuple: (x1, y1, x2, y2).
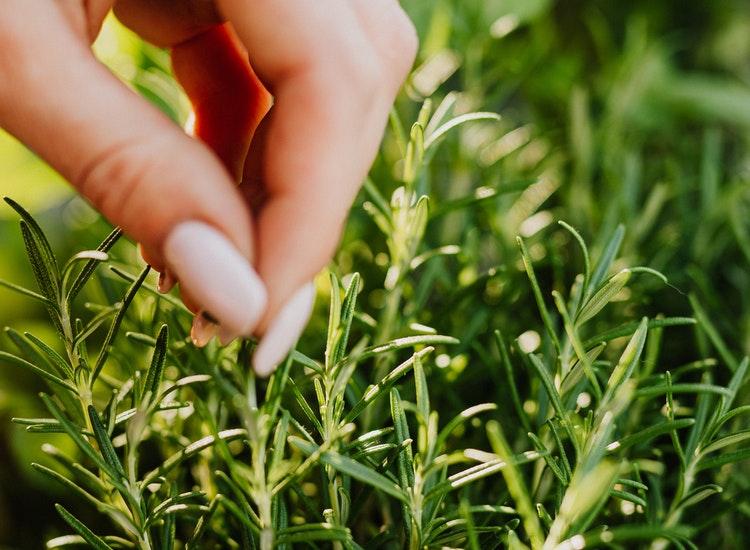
(218, 0, 417, 325)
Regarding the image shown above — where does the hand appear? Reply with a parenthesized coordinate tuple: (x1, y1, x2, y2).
(0, 0, 417, 375)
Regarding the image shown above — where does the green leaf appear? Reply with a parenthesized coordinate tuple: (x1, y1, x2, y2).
(0, 350, 76, 391)
(584, 316, 696, 348)
(606, 419, 695, 452)
(215, 471, 262, 529)
(40, 395, 127, 494)
(517, 236, 561, 353)
(403, 122, 425, 185)
(5, 197, 59, 287)
(0, 277, 54, 305)
(289, 379, 324, 438)
(547, 459, 622, 545)
(414, 351, 430, 426)
(363, 200, 393, 240)
(290, 437, 408, 503)
(185, 497, 221, 550)
(91, 265, 151, 384)
(559, 221, 592, 295)
(22, 421, 66, 434)
(507, 529, 530, 550)
(699, 430, 750, 456)
(155, 374, 212, 404)
(141, 428, 247, 486)
(20, 220, 59, 301)
(667, 372, 687, 469)
(330, 342, 366, 409)
(635, 383, 733, 400)
(428, 521, 508, 548)
(4, 327, 68, 380)
(388, 107, 409, 158)
(434, 403, 498, 455)
(587, 224, 625, 299)
(423, 111, 501, 150)
(23, 330, 75, 380)
(423, 93, 455, 138)
(579, 525, 694, 547)
(690, 293, 739, 372)
(149, 489, 208, 525)
(430, 179, 534, 219)
(709, 405, 750, 437)
(675, 484, 723, 513)
(143, 324, 168, 398)
(410, 245, 461, 270)
(333, 272, 361, 367)
(496, 330, 532, 434)
(32, 462, 105, 510)
(390, 388, 414, 541)
(547, 419, 574, 481)
(87, 405, 126, 481)
(559, 343, 605, 398)
(425, 456, 533, 502)
(161, 498, 178, 550)
(525, 353, 578, 453)
(575, 269, 632, 326)
(41, 443, 111, 497)
(423, 505, 516, 544)
(19, 222, 65, 336)
(275, 523, 353, 545)
(724, 356, 749, 409)
(358, 334, 458, 362)
(343, 428, 396, 452)
(611, 488, 647, 508)
(326, 272, 344, 367)
(62, 250, 109, 292)
(268, 410, 292, 487)
(66, 227, 122, 305)
(486, 420, 545, 549)
(602, 317, 649, 405)
(553, 290, 602, 401)
(55, 504, 114, 550)
(527, 432, 568, 485)
(72, 304, 119, 349)
(345, 347, 433, 423)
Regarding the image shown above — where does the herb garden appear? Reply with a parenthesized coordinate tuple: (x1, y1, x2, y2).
(1, 1, 750, 548)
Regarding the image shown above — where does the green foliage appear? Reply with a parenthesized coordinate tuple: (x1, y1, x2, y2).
(2, 0, 750, 548)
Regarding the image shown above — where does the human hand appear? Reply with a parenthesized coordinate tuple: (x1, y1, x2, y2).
(0, 0, 417, 375)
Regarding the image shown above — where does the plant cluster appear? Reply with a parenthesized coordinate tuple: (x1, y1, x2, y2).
(3, 0, 750, 547)
(2, 94, 750, 549)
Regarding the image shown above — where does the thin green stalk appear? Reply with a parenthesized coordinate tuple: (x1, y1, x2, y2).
(487, 420, 545, 549)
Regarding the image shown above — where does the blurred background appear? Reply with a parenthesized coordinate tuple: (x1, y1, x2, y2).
(2, 0, 750, 546)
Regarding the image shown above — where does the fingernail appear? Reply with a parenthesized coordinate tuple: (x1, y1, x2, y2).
(253, 282, 316, 377)
(192, 312, 219, 347)
(217, 325, 239, 346)
(157, 269, 177, 294)
(164, 221, 268, 335)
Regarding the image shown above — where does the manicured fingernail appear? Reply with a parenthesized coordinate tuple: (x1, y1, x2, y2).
(164, 221, 268, 335)
(253, 282, 316, 377)
(217, 325, 239, 346)
(157, 269, 176, 294)
(192, 312, 218, 347)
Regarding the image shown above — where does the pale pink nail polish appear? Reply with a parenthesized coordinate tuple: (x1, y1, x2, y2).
(253, 282, 316, 377)
(157, 270, 176, 294)
(217, 325, 239, 346)
(192, 312, 219, 347)
(164, 221, 268, 336)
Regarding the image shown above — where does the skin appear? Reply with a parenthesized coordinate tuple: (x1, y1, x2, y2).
(0, 0, 417, 334)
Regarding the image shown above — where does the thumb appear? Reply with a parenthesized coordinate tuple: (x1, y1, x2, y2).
(0, 4, 268, 337)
